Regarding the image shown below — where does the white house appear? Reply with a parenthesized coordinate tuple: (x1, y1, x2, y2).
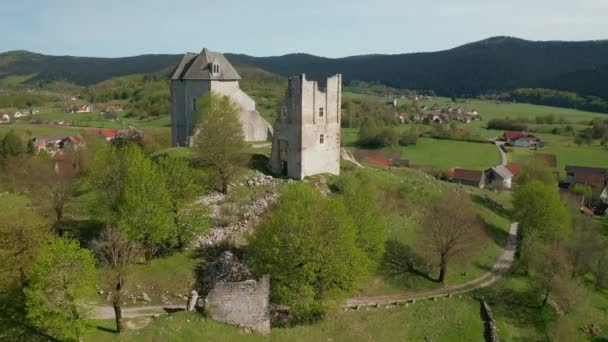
(484, 165, 514, 189)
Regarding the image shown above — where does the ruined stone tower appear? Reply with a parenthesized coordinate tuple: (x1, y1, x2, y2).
(169, 48, 272, 146)
(269, 74, 342, 179)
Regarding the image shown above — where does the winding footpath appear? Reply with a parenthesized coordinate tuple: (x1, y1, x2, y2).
(90, 304, 185, 320)
(344, 222, 519, 308)
(89, 223, 519, 318)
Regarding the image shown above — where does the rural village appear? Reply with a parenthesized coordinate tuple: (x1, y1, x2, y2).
(1, 6, 608, 341)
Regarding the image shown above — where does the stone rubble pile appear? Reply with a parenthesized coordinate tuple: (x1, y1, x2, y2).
(198, 251, 252, 295)
(191, 172, 281, 248)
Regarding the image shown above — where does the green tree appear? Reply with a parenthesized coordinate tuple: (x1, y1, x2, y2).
(399, 126, 419, 146)
(1, 129, 24, 159)
(420, 191, 485, 283)
(513, 180, 571, 258)
(333, 173, 387, 265)
(25, 238, 96, 341)
(95, 226, 142, 333)
(571, 184, 593, 206)
(248, 183, 365, 322)
(157, 156, 209, 247)
(0, 209, 50, 290)
(193, 93, 246, 194)
(89, 144, 177, 252)
(517, 159, 557, 186)
(357, 119, 380, 147)
(529, 243, 575, 310)
(118, 146, 176, 251)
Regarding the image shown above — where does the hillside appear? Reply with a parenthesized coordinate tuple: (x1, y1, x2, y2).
(228, 37, 608, 98)
(2, 36, 608, 99)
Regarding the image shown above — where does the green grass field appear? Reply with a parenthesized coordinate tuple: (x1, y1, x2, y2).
(505, 132, 608, 176)
(342, 92, 608, 173)
(84, 296, 485, 341)
(393, 138, 499, 170)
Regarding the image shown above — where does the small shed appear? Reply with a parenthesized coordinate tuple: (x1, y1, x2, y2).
(485, 165, 514, 189)
(452, 168, 485, 188)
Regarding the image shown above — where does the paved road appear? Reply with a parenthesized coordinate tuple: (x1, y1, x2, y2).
(495, 142, 508, 166)
(344, 222, 519, 308)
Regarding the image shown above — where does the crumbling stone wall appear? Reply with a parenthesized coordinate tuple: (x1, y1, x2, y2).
(480, 299, 500, 342)
(204, 276, 270, 334)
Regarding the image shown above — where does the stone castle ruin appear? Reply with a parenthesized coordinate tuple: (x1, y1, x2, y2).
(199, 251, 271, 334)
(269, 74, 342, 179)
(170, 48, 272, 146)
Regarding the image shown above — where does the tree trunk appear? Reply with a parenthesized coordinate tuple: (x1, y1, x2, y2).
(541, 288, 550, 309)
(114, 282, 123, 333)
(113, 302, 123, 333)
(173, 201, 182, 248)
(221, 177, 228, 194)
(438, 255, 447, 283)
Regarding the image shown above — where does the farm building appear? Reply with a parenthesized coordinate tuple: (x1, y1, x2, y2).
(503, 131, 540, 147)
(566, 165, 607, 197)
(452, 168, 485, 188)
(484, 165, 514, 189)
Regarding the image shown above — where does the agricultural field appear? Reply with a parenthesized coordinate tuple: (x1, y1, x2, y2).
(342, 93, 608, 173)
(507, 134, 608, 177)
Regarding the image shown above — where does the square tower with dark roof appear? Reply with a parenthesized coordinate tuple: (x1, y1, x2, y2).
(170, 48, 272, 146)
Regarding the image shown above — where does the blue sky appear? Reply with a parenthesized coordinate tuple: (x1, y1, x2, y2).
(1, 0, 607, 58)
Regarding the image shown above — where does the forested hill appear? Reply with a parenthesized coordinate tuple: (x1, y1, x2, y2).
(0, 50, 181, 86)
(227, 37, 608, 99)
(2, 36, 608, 99)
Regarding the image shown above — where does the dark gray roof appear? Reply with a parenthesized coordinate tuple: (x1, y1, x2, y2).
(565, 165, 606, 174)
(170, 48, 241, 81)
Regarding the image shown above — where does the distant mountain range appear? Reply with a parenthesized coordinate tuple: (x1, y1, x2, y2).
(2, 36, 608, 98)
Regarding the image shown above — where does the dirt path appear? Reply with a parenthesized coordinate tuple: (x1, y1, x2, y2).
(89, 304, 185, 320)
(89, 223, 518, 317)
(344, 222, 519, 308)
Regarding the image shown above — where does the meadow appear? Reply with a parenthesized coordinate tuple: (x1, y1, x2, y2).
(84, 295, 485, 341)
(342, 93, 608, 173)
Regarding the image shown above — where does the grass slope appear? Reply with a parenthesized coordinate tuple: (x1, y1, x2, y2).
(84, 297, 484, 341)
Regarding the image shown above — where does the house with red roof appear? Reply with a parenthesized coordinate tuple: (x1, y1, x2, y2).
(76, 104, 93, 113)
(503, 131, 540, 147)
(452, 168, 486, 188)
(505, 164, 522, 176)
(92, 129, 119, 141)
(106, 104, 126, 112)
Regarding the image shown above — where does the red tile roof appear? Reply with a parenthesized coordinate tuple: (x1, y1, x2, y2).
(452, 168, 483, 182)
(535, 154, 557, 168)
(504, 131, 538, 141)
(93, 129, 119, 138)
(506, 164, 522, 176)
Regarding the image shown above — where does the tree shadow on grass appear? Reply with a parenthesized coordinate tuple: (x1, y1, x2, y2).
(60, 218, 105, 246)
(474, 278, 557, 337)
(379, 240, 438, 287)
(95, 326, 118, 334)
(0, 294, 59, 341)
(471, 194, 512, 219)
(482, 220, 510, 249)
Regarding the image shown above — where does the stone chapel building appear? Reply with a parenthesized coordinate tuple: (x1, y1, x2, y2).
(170, 48, 272, 146)
(269, 74, 342, 179)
